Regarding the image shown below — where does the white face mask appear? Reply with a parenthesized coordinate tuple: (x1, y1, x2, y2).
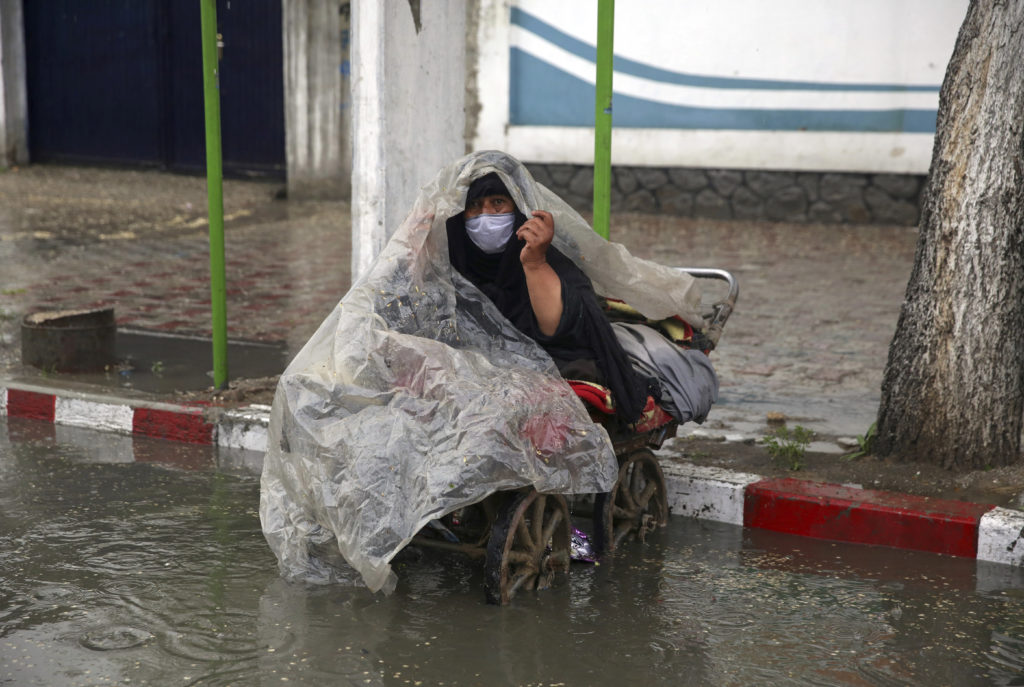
(465, 212, 515, 254)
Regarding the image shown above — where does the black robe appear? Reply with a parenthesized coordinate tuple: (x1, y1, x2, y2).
(446, 211, 651, 422)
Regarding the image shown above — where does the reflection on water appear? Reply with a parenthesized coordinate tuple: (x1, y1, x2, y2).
(3, 415, 1024, 686)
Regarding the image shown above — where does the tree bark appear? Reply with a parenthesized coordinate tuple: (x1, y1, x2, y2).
(875, 0, 1024, 469)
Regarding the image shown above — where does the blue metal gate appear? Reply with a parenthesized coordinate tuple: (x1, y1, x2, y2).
(23, 0, 285, 176)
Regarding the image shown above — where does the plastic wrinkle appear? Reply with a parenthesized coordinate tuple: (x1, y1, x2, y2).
(258, 150, 704, 593)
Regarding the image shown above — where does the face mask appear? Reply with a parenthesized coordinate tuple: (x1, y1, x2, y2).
(465, 212, 515, 254)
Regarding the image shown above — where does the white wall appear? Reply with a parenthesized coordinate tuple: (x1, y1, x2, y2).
(473, 0, 969, 174)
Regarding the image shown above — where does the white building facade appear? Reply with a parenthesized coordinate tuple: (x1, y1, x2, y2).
(475, 0, 965, 174)
(470, 0, 968, 224)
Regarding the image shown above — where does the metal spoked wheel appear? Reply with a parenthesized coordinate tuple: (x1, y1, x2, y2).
(593, 448, 669, 555)
(484, 490, 571, 605)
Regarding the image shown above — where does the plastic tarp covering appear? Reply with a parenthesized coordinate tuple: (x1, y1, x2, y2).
(259, 151, 704, 593)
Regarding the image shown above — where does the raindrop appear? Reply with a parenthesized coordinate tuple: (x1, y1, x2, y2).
(79, 625, 153, 651)
(97, 579, 159, 597)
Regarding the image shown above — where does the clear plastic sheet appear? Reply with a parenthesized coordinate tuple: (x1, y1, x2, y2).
(259, 151, 704, 593)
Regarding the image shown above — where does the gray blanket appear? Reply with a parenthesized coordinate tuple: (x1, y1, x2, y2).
(612, 322, 719, 424)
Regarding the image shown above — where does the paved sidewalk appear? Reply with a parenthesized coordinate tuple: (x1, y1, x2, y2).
(611, 213, 919, 440)
(0, 165, 350, 365)
(0, 163, 918, 440)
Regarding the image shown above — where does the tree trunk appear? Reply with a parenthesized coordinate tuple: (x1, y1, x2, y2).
(875, 0, 1024, 469)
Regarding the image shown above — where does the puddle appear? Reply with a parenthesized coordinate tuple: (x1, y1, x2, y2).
(19, 327, 288, 393)
(4, 415, 1024, 686)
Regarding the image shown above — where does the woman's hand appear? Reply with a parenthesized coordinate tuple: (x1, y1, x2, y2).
(517, 210, 562, 335)
(518, 210, 554, 266)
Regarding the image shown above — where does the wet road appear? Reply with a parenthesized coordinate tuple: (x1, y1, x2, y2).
(3, 416, 1024, 686)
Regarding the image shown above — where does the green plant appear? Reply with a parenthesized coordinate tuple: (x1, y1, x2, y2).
(841, 422, 877, 461)
(150, 360, 165, 375)
(762, 425, 814, 471)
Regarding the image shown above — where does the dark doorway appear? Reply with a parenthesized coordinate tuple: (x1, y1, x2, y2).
(23, 0, 285, 177)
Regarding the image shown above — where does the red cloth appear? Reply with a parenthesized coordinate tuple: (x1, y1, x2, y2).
(633, 396, 675, 433)
(568, 380, 615, 414)
(568, 380, 674, 433)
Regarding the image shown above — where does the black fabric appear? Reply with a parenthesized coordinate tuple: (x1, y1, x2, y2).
(465, 172, 511, 204)
(446, 188, 651, 422)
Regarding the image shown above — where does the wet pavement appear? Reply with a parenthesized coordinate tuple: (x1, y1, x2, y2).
(0, 163, 919, 438)
(0, 165, 350, 370)
(4, 414, 1024, 687)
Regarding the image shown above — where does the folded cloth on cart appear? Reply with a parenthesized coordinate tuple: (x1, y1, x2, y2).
(569, 379, 677, 434)
(258, 150, 707, 594)
(612, 323, 719, 424)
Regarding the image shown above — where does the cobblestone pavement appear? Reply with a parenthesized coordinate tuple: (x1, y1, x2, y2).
(0, 164, 919, 438)
(615, 213, 918, 438)
(0, 165, 350, 363)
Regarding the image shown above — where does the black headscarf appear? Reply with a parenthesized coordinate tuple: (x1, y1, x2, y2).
(446, 173, 651, 422)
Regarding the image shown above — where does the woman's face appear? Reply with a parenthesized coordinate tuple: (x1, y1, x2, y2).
(465, 193, 514, 219)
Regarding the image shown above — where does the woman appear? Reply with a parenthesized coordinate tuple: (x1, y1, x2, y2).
(446, 172, 653, 422)
(261, 151, 713, 593)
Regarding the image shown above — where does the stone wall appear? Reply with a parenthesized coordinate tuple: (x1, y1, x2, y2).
(526, 164, 926, 226)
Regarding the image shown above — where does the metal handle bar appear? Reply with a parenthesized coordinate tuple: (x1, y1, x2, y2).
(674, 267, 739, 346)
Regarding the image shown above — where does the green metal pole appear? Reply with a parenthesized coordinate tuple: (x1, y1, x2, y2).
(200, 0, 228, 389)
(593, 0, 614, 240)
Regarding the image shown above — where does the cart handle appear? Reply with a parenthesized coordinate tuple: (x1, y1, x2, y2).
(675, 267, 739, 347)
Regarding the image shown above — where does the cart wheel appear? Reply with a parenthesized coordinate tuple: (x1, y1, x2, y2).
(484, 490, 571, 605)
(593, 448, 669, 555)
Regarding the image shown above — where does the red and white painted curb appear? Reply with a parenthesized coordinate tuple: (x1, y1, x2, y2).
(0, 382, 267, 452)
(660, 458, 1024, 568)
(2, 384, 215, 443)
(4, 381, 1024, 568)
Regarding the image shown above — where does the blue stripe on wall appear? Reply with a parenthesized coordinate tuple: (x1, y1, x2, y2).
(510, 50, 938, 133)
(511, 7, 941, 94)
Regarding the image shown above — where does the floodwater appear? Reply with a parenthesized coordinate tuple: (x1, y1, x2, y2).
(26, 329, 290, 395)
(3, 417, 1024, 686)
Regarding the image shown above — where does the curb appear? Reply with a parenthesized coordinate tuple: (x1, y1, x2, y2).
(3, 380, 1023, 568)
(0, 381, 269, 452)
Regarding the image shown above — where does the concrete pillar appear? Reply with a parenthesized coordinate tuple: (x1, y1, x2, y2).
(469, 0, 508, 154)
(0, 0, 29, 168)
(283, 0, 350, 199)
(350, 1, 466, 281)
